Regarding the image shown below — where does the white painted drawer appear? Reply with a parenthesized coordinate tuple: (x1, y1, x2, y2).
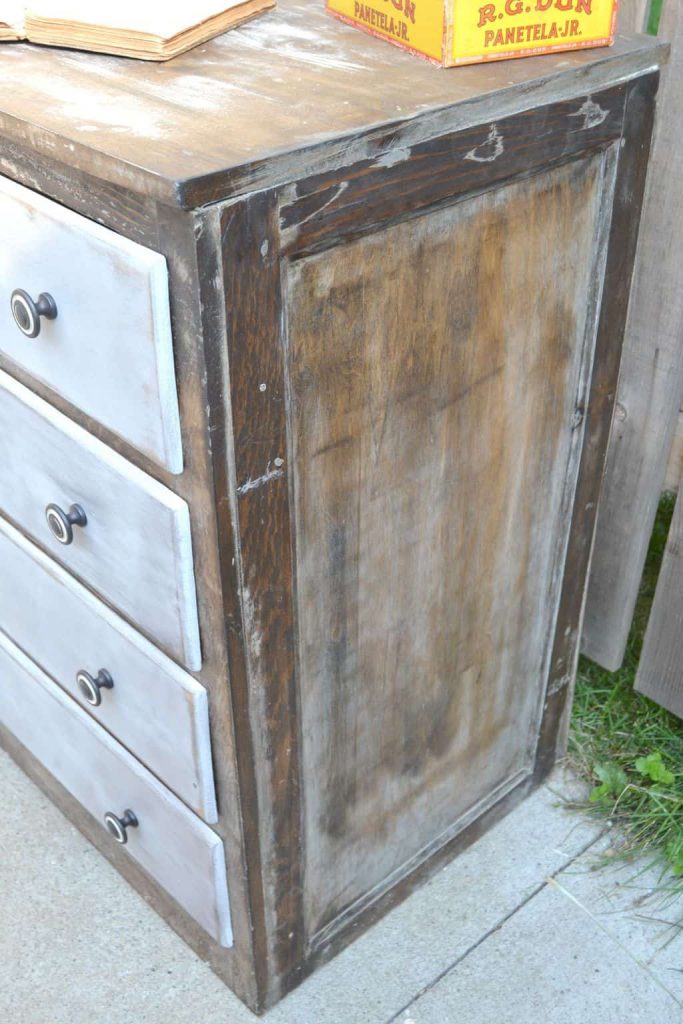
(0, 174, 182, 473)
(0, 370, 201, 670)
(0, 516, 216, 822)
(0, 630, 232, 947)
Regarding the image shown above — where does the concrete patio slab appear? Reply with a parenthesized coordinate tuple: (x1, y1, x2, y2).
(399, 877, 681, 1024)
(556, 835, 683, 1006)
(1, 746, 680, 1024)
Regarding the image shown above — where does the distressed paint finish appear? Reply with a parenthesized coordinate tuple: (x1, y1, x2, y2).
(219, 193, 305, 996)
(0, 630, 232, 947)
(280, 86, 626, 256)
(0, 516, 217, 821)
(0, 11, 665, 1013)
(0, 174, 183, 473)
(286, 157, 606, 939)
(0, 200, 263, 1012)
(0, 369, 201, 670)
(0, 1, 667, 208)
(207, 70, 658, 1008)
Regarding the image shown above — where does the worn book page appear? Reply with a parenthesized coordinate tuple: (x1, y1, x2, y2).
(0, 3, 25, 39)
(21, 0, 274, 58)
(25, 0, 251, 37)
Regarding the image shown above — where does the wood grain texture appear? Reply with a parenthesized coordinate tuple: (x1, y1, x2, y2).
(280, 86, 626, 256)
(0, 515, 216, 821)
(636, 483, 683, 716)
(171, 203, 262, 1005)
(0, 629, 232, 947)
(220, 193, 305, 1003)
(210, 67, 661, 1007)
(205, 205, 272, 1007)
(0, 0, 666, 208)
(0, 173, 183, 472)
(581, 1, 683, 671)
(0, 369, 201, 670)
(537, 72, 659, 772)
(0, 18, 666, 1012)
(286, 156, 605, 941)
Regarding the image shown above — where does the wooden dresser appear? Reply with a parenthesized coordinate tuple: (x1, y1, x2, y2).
(0, 2, 666, 1012)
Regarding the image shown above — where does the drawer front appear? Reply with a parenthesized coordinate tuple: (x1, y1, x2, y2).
(0, 516, 216, 822)
(0, 630, 232, 947)
(0, 174, 182, 473)
(0, 370, 201, 670)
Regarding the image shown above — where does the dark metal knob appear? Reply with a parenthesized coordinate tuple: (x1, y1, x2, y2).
(10, 289, 57, 338)
(76, 668, 113, 707)
(103, 809, 138, 845)
(45, 502, 87, 545)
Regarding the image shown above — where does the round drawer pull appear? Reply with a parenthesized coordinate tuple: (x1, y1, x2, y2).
(45, 502, 87, 545)
(103, 809, 138, 845)
(76, 668, 114, 707)
(10, 289, 57, 338)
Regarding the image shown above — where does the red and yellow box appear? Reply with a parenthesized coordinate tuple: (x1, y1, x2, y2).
(326, 0, 618, 66)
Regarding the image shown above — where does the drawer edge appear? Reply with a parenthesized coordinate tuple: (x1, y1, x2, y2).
(0, 630, 232, 947)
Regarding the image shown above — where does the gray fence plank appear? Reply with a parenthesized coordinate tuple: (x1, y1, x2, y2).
(635, 482, 683, 717)
(581, 0, 683, 670)
(617, 0, 650, 32)
(665, 410, 683, 489)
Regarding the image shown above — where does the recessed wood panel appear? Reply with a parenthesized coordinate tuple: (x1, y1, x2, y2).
(286, 156, 605, 940)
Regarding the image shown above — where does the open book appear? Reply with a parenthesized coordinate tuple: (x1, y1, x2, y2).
(0, 0, 275, 59)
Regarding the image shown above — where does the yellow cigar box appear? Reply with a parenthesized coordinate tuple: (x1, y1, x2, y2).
(326, 0, 618, 66)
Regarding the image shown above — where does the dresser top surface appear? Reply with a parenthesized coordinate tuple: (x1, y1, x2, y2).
(0, 0, 666, 208)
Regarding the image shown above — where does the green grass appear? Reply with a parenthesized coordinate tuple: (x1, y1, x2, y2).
(568, 491, 683, 883)
(647, 0, 664, 37)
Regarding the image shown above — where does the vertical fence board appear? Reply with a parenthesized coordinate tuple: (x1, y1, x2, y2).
(665, 410, 683, 489)
(581, 0, 683, 671)
(617, 0, 650, 32)
(635, 481, 683, 716)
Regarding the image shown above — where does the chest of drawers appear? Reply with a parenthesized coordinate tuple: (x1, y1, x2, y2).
(0, 1, 666, 1013)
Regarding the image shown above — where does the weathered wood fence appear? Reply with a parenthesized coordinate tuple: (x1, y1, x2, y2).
(581, 0, 683, 703)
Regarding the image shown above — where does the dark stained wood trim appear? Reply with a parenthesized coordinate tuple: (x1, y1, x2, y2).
(279, 85, 627, 257)
(179, 203, 262, 1009)
(0, 32, 666, 211)
(534, 71, 660, 783)
(174, 41, 667, 210)
(218, 193, 305, 1008)
(202, 204, 271, 1011)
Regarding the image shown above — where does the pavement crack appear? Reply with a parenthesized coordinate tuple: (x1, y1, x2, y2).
(385, 829, 605, 1023)
(548, 875, 683, 1008)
